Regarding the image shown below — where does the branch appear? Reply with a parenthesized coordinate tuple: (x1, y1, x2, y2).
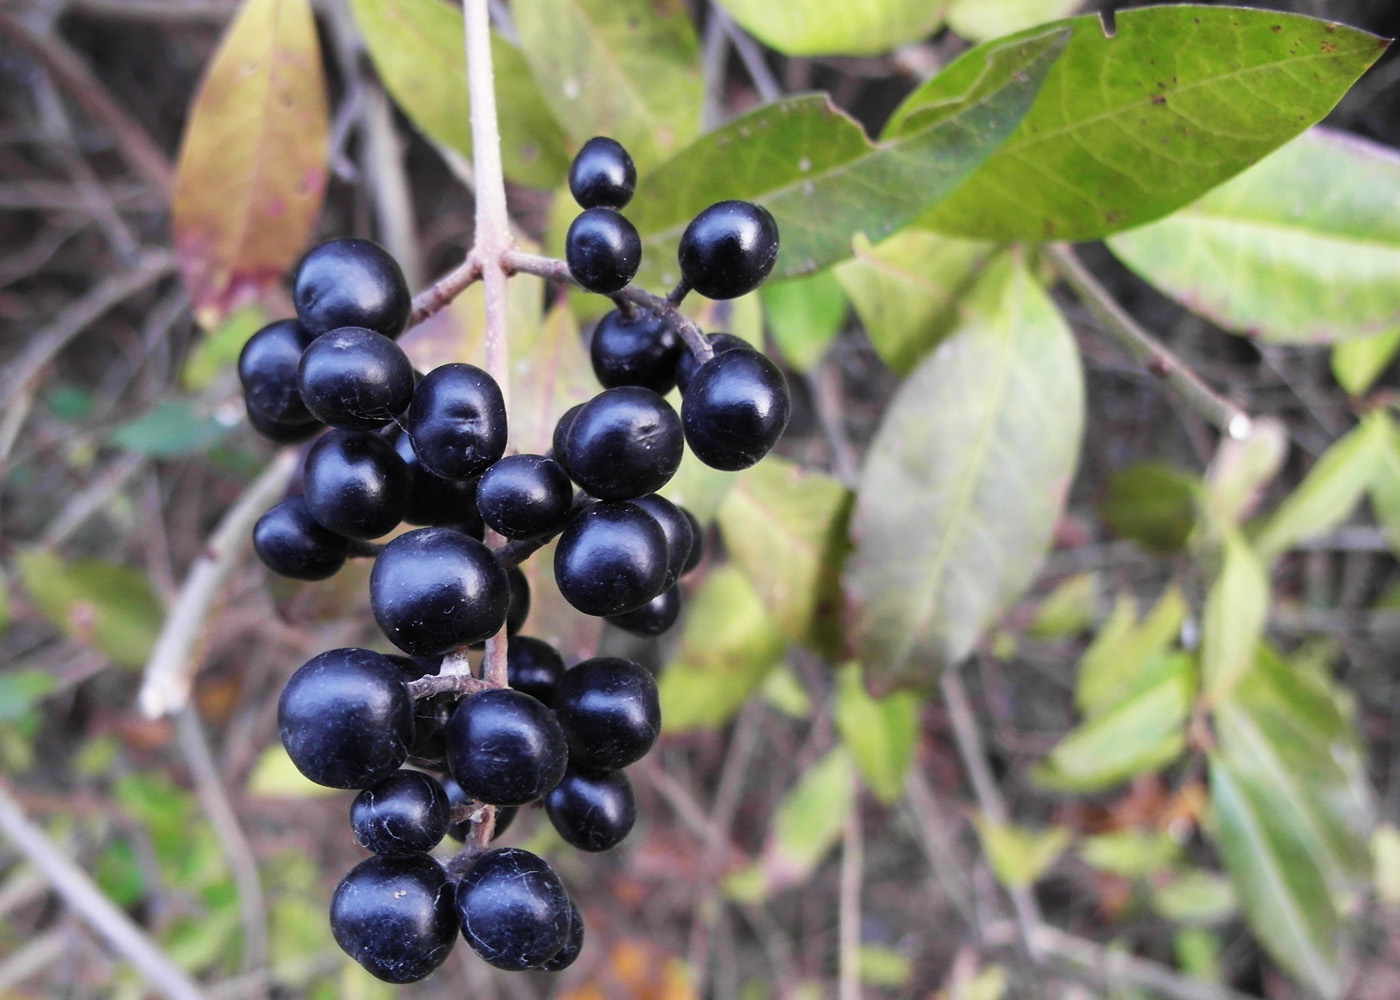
(838, 807, 864, 1000)
(408, 255, 481, 328)
(1031, 926, 1258, 1000)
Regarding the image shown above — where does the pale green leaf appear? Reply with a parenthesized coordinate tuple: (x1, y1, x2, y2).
(972, 816, 1070, 889)
(760, 270, 847, 371)
(1174, 929, 1223, 984)
(1151, 870, 1237, 926)
(659, 444, 734, 527)
(1204, 416, 1289, 533)
(1027, 573, 1095, 641)
(761, 747, 856, 893)
(846, 253, 1084, 688)
(947, 0, 1082, 41)
(761, 665, 812, 719)
(1333, 329, 1400, 396)
(716, 0, 949, 57)
(857, 946, 913, 987)
(1077, 586, 1186, 719)
(181, 305, 266, 391)
(1080, 829, 1180, 879)
(1200, 533, 1270, 704)
(832, 664, 919, 804)
(245, 744, 339, 799)
(1366, 413, 1400, 557)
(16, 550, 163, 669)
(1374, 825, 1400, 906)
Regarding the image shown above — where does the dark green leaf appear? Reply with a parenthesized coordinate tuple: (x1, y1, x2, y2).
(113, 401, 229, 457)
(760, 269, 847, 371)
(1101, 461, 1199, 553)
(715, 0, 948, 56)
(17, 550, 163, 669)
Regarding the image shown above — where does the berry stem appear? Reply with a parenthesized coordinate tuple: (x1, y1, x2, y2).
(344, 539, 384, 558)
(666, 277, 691, 307)
(407, 253, 481, 328)
(406, 671, 489, 701)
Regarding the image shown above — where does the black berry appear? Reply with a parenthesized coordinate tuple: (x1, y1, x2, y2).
(455, 848, 572, 970)
(393, 431, 481, 529)
(590, 308, 683, 395)
(682, 349, 791, 471)
(506, 566, 531, 636)
(607, 585, 680, 637)
(239, 318, 315, 424)
(545, 766, 636, 852)
(569, 137, 636, 209)
(246, 399, 322, 444)
(297, 326, 415, 430)
(674, 332, 752, 395)
(678, 200, 780, 300)
(302, 429, 410, 539)
(554, 502, 669, 616)
(680, 506, 703, 574)
(405, 364, 508, 480)
(350, 770, 450, 855)
(538, 899, 584, 972)
(566, 207, 641, 294)
(551, 403, 585, 478)
(445, 688, 568, 806)
(294, 238, 411, 338)
(563, 387, 683, 501)
(631, 494, 693, 589)
(252, 495, 349, 581)
(370, 527, 510, 656)
(553, 657, 661, 770)
(507, 636, 566, 707)
(476, 455, 574, 539)
(331, 853, 457, 983)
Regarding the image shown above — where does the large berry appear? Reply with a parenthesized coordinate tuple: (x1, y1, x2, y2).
(475, 455, 574, 540)
(239, 318, 315, 424)
(631, 494, 693, 589)
(563, 387, 683, 501)
(294, 238, 411, 338)
(554, 502, 669, 616)
(297, 326, 414, 430)
(331, 853, 457, 983)
(303, 429, 410, 539)
(566, 207, 640, 294)
(405, 364, 508, 480)
(682, 349, 791, 471)
(440, 774, 517, 842)
(278, 648, 414, 789)
(350, 770, 450, 855)
(607, 586, 680, 637)
(554, 657, 660, 770)
(674, 332, 753, 395)
(252, 495, 349, 581)
(569, 136, 636, 209)
(678, 200, 779, 300)
(370, 527, 510, 656)
(545, 767, 636, 852)
(455, 848, 572, 970)
(590, 308, 683, 395)
(507, 636, 566, 707)
(445, 688, 567, 806)
(246, 398, 322, 444)
(393, 431, 481, 529)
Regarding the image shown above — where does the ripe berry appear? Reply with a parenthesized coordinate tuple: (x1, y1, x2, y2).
(563, 387, 683, 501)
(445, 688, 568, 806)
(682, 349, 791, 471)
(506, 567, 531, 636)
(680, 506, 703, 574)
(569, 136, 636, 209)
(678, 200, 779, 300)
(566, 207, 641, 294)
(239, 318, 315, 424)
(507, 636, 566, 707)
(405, 364, 508, 480)
(455, 848, 572, 970)
(538, 899, 584, 972)
(331, 853, 457, 983)
(252, 495, 349, 581)
(350, 770, 450, 855)
(475, 455, 574, 539)
(303, 429, 410, 539)
(440, 774, 516, 842)
(294, 238, 411, 338)
(551, 403, 585, 477)
(370, 527, 510, 656)
(607, 586, 680, 637)
(554, 502, 669, 616)
(297, 326, 415, 430)
(554, 657, 660, 770)
(278, 648, 414, 789)
(631, 494, 693, 589)
(545, 767, 636, 852)
(246, 399, 322, 444)
(393, 431, 481, 529)
(590, 308, 682, 395)
(674, 332, 752, 395)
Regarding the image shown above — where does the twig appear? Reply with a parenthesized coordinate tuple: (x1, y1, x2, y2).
(138, 450, 297, 718)
(716, 8, 782, 102)
(838, 807, 864, 1000)
(700, 9, 730, 130)
(407, 673, 489, 700)
(1045, 243, 1252, 440)
(0, 925, 68, 993)
(1031, 925, 1257, 1000)
(0, 779, 207, 1000)
(407, 256, 482, 327)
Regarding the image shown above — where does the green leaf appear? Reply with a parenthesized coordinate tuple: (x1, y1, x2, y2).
(245, 743, 339, 799)
(717, 457, 852, 656)
(845, 253, 1084, 688)
(1366, 413, 1400, 557)
(16, 550, 163, 669)
(896, 8, 1387, 242)
(1100, 462, 1199, 554)
(1174, 929, 1223, 984)
(832, 664, 920, 804)
(857, 946, 913, 987)
(1200, 533, 1270, 704)
(0, 671, 55, 724)
(972, 816, 1070, 889)
(658, 443, 734, 527)
(761, 747, 856, 892)
(113, 400, 229, 456)
(760, 270, 847, 371)
(1374, 825, 1400, 906)
(1203, 416, 1289, 533)
(1026, 573, 1095, 641)
(947, 0, 1082, 42)
(181, 305, 266, 391)
(1077, 586, 1186, 718)
(1333, 329, 1400, 396)
(715, 0, 948, 57)
(834, 231, 1000, 376)
(512, 0, 701, 171)
(659, 567, 785, 732)
(346, 0, 569, 189)
(628, 30, 1067, 289)
(1151, 870, 1236, 926)
(1080, 829, 1180, 879)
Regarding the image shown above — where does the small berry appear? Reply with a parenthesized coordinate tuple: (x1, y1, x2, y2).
(590, 308, 683, 395)
(678, 200, 779, 300)
(631, 494, 693, 589)
(507, 636, 566, 707)
(538, 899, 584, 972)
(566, 207, 641, 294)
(607, 585, 680, 637)
(569, 137, 636, 209)
(278, 648, 414, 789)
(551, 403, 585, 477)
(445, 688, 568, 806)
(350, 770, 450, 855)
(239, 318, 315, 424)
(252, 495, 349, 581)
(506, 567, 531, 636)
(393, 431, 481, 529)
(682, 349, 791, 471)
(246, 399, 322, 444)
(370, 527, 510, 656)
(455, 848, 572, 970)
(405, 364, 508, 480)
(674, 332, 752, 395)
(302, 429, 410, 539)
(440, 774, 516, 842)
(680, 506, 704, 574)
(294, 238, 411, 338)
(554, 502, 669, 617)
(553, 657, 660, 770)
(563, 387, 683, 501)
(331, 853, 457, 983)
(545, 767, 636, 852)
(297, 326, 415, 430)
(476, 455, 574, 539)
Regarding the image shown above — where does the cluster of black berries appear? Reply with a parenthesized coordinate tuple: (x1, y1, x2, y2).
(238, 135, 789, 984)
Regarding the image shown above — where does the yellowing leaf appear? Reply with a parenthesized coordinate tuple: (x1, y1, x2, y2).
(833, 664, 919, 804)
(1333, 330, 1400, 396)
(972, 816, 1069, 889)
(246, 743, 339, 799)
(1027, 573, 1096, 640)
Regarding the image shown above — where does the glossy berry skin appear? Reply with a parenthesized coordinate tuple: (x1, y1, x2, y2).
(538, 900, 584, 972)
(476, 455, 574, 539)
(239, 318, 315, 424)
(331, 853, 456, 983)
(551, 403, 585, 477)
(554, 657, 661, 770)
(674, 332, 752, 395)
(607, 585, 680, 637)
(507, 636, 566, 707)
(278, 648, 414, 789)
(441, 774, 516, 842)
(405, 364, 508, 480)
(445, 689, 568, 806)
(246, 399, 322, 444)
(569, 136, 636, 209)
(554, 502, 669, 617)
(350, 770, 450, 855)
(297, 326, 415, 430)
(545, 767, 636, 852)
(678, 200, 780, 300)
(682, 349, 791, 471)
(590, 308, 683, 395)
(303, 429, 410, 539)
(294, 238, 411, 338)
(680, 506, 703, 574)
(506, 567, 531, 636)
(393, 431, 481, 529)
(632, 494, 693, 589)
(563, 387, 683, 501)
(566, 207, 641, 294)
(252, 495, 349, 581)
(370, 527, 510, 656)
(456, 848, 571, 971)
